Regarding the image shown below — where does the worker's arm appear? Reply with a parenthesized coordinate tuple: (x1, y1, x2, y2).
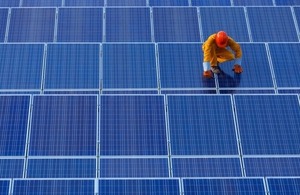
(202, 35, 218, 71)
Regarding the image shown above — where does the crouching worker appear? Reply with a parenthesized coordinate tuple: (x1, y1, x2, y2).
(202, 31, 243, 78)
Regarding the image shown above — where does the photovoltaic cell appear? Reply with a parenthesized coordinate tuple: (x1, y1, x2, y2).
(100, 95, 167, 155)
(183, 178, 266, 195)
(0, 9, 8, 42)
(191, 0, 231, 6)
(102, 44, 157, 89)
(247, 7, 298, 42)
(149, 0, 189, 6)
(235, 95, 300, 155)
(99, 179, 180, 195)
(100, 158, 169, 177)
(268, 43, 300, 88)
(172, 158, 242, 177)
(0, 0, 19, 7)
(105, 8, 151, 42)
(294, 8, 300, 34)
(57, 8, 103, 42)
(107, 0, 146, 6)
(64, 0, 104, 6)
(0, 159, 24, 178)
(244, 157, 300, 176)
(158, 44, 215, 89)
(45, 44, 99, 90)
(268, 178, 300, 195)
(22, 0, 62, 7)
(27, 159, 96, 178)
(8, 8, 56, 42)
(29, 95, 97, 156)
(13, 180, 94, 195)
(200, 7, 249, 42)
(153, 7, 200, 42)
(275, 0, 300, 5)
(168, 95, 238, 155)
(0, 96, 29, 156)
(0, 180, 9, 195)
(233, 0, 273, 6)
(218, 44, 274, 89)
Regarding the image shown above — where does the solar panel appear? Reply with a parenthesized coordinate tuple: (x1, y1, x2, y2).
(100, 95, 167, 155)
(0, 44, 44, 90)
(8, 8, 56, 42)
(0, 0, 19, 7)
(107, 0, 146, 6)
(0, 96, 29, 156)
(149, 0, 189, 6)
(158, 44, 215, 89)
(168, 95, 238, 155)
(191, 0, 231, 6)
(267, 178, 300, 194)
(235, 95, 300, 155)
(0, 9, 8, 42)
(200, 7, 250, 42)
(0, 159, 23, 178)
(247, 7, 298, 42)
(183, 178, 266, 195)
(100, 158, 169, 177)
(153, 7, 200, 42)
(0, 180, 9, 195)
(244, 157, 300, 176)
(27, 159, 96, 178)
(64, 0, 104, 6)
(105, 8, 151, 42)
(99, 179, 180, 195)
(102, 44, 157, 89)
(13, 180, 94, 195)
(268, 43, 300, 88)
(233, 0, 273, 6)
(57, 8, 103, 42)
(22, 0, 62, 7)
(45, 44, 99, 90)
(172, 158, 242, 177)
(275, 0, 300, 5)
(29, 95, 97, 156)
(218, 44, 274, 91)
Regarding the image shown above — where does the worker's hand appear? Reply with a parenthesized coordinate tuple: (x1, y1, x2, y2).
(232, 64, 243, 74)
(203, 70, 213, 78)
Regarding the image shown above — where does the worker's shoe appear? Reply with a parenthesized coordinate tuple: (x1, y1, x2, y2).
(211, 66, 221, 74)
(203, 70, 213, 78)
(232, 64, 243, 74)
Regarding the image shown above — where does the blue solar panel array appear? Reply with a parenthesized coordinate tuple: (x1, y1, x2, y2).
(1, 0, 300, 194)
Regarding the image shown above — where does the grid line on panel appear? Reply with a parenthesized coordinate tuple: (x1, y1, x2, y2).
(150, 7, 155, 42)
(19, 0, 23, 7)
(99, 44, 103, 93)
(4, 8, 11, 43)
(243, 7, 253, 42)
(265, 43, 278, 93)
(264, 177, 270, 195)
(40, 44, 47, 94)
(9, 179, 13, 195)
(164, 95, 172, 177)
(291, 7, 300, 42)
(96, 95, 100, 179)
(197, 7, 203, 42)
(53, 8, 58, 42)
(155, 43, 161, 94)
(102, 7, 106, 42)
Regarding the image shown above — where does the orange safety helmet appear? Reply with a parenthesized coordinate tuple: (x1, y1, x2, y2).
(215, 31, 228, 48)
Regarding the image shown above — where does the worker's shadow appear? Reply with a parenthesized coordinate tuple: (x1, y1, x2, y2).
(217, 68, 241, 92)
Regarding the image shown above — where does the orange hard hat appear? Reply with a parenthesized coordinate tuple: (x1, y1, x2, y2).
(215, 31, 228, 48)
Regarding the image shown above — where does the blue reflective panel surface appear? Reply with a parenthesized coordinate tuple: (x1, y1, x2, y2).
(0, 180, 9, 195)
(27, 159, 95, 178)
(107, 0, 146, 6)
(103, 44, 157, 89)
(100, 158, 169, 177)
(22, 0, 61, 7)
(247, 7, 298, 42)
(99, 179, 180, 195)
(30, 95, 97, 156)
(64, 0, 104, 6)
(45, 44, 99, 90)
(191, 0, 231, 6)
(269, 43, 300, 88)
(172, 158, 242, 177)
(168, 95, 238, 155)
(0, 9, 8, 42)
(233, 0, 273, 5)
(13, 180, 94, 195)
(0, 96, 29, 156)
(100, 95, 167, 155)
(57, 8, 102, 42)
(0, 0, 19, 7)
(149, 0, 188, 6)
(8, 8, 55, 42)
(235, 95, 300, 155)
(200, 7, 249, 42)
(183, 178, 266, 195)
(106, 8, 151, 42)
(268, 178, 300, 195)
(244, 158, 300, 176)
(0, 44, 44, 90)
(153, 8, 200, 42)
(275, 0, 300, 5)
(158, 44, 215, 88)
(0, 159, 23, 178)
(218, 44, 273, 89)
